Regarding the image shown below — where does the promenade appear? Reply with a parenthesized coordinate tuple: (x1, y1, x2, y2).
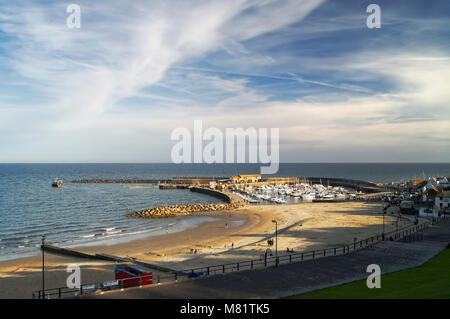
(85, 218, 450, 299)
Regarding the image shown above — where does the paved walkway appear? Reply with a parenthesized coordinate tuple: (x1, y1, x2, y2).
(87, 218, 450, 299)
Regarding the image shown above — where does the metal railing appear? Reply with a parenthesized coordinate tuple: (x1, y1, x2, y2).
(32, 274, 153, 299)
(34, 216, 445, 299)
(173, 219, 433, 278)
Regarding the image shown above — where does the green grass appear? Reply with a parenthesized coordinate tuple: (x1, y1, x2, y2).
(288, 248, 450, 299)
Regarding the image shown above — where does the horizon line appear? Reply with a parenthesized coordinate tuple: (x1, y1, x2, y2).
(0, 162, 449, 165)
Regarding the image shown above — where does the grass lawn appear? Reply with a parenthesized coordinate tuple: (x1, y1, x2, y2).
(288, 247, 450, 299)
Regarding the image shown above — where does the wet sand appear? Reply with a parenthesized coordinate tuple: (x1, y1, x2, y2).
(0, 201, 404, 298)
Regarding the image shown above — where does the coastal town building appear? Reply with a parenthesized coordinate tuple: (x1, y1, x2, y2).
(407, 179, 427, 191)
(231, 174, 262, 183)
(416, 190, 450, 217)
(419, 206, 439, 218)
(435, 177, 450, 189)
(435, 191, 450, 212)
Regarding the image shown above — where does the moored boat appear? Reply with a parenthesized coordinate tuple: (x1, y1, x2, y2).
(52, 179, 63, 188)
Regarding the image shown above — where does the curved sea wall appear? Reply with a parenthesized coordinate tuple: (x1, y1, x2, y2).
(189, 187, 233, 203)
(126, 187, 244, 219)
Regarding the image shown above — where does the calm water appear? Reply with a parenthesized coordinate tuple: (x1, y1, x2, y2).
(0, 163, 449, 261)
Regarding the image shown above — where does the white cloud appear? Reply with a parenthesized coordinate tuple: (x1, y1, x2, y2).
(0, 0, 449, 162)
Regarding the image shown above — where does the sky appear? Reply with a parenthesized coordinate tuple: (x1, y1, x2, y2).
(0, 0, 449, 163)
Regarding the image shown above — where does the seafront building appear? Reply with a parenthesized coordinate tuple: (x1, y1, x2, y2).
(231, 174, 262, 183)
(396, 177, 450, 217)
(435, 191, 450, 211)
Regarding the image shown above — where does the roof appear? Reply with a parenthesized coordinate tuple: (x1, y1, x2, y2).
(411, 179, 426, 185)
(239, 174, 261, 178)
(427, 186, 440, 193)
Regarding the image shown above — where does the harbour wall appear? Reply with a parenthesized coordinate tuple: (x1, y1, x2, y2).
(72, 179, 171, 184)
(189, 187, 242, 204)
(71, 177, 386, 193)
(306, 177, 385, 193)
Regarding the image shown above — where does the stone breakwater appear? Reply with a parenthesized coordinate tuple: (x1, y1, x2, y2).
(126, 202, 244, 219)
(126, 187, 245, 219)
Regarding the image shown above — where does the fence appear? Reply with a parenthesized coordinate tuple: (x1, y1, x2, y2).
(32, 274, 153, 299)
(171, 219, 433, 278)
(34, 216, 443, 299)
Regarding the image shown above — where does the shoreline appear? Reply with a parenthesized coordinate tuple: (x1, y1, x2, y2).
(0, 186, 238, 263)
(0, 214, 221, 263)
(0, 206, 252, 267)
(0, 201, 406, 298)
(0, 201, 403, 268)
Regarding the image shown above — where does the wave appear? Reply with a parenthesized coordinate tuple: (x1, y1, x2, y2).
(0, 236, 27, 242)
(104, 230, 121, 235)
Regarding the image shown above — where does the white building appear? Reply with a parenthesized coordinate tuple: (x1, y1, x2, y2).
(435, 191, 450, 212)
(231, 174, 262, 183)
(209, 181, 217, 189)
(419, 206, 439, 218)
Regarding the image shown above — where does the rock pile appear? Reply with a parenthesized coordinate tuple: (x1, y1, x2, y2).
(126, 202, 244, 219)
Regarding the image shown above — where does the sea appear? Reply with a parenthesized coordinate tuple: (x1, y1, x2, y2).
(1, 163, 449, 261)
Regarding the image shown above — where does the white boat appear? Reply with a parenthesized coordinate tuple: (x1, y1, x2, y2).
(273, 197, 287, 204)
(302, 193, 315, 200)
(52, 179, 63, 188)
(245, 197, 260, 204)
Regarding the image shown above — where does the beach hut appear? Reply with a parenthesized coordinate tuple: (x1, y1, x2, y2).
(115, 264, 152, 288)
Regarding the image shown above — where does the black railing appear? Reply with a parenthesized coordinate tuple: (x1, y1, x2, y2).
(173, 219, 433, 277)
(32, 274, 153, 299)
(34, 216, 445, 299)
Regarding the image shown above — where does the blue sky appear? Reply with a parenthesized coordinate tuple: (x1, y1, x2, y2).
(0, 0, 449, 162)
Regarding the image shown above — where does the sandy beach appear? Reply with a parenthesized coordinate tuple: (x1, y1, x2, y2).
(0, 201, 407, 298)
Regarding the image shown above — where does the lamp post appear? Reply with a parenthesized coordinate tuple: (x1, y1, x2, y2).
(272, 220, 278, 267)
(382, 206, 387, 241)
(41, 235, 46, 298)
(395, 218, 399, 239)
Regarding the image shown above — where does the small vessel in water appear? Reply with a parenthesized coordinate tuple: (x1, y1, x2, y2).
(52, 179, 63, 188)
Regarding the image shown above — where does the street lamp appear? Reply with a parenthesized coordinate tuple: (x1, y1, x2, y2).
(382, 205, 387, 241)
(272, 220, 278, 267)
(41, 235, 46, 298)
(394, 218, 399, 239)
